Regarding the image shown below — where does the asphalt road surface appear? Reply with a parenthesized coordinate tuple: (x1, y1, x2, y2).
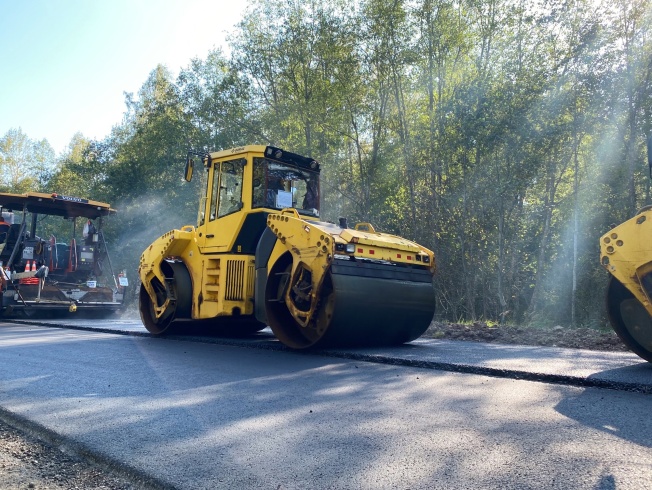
(1, 319, 651, 489)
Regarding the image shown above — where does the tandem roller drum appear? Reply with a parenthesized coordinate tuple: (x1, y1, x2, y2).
(139, 260, 192, 335)
(606, 277, 652, 362)
(265, 258, 436, 349)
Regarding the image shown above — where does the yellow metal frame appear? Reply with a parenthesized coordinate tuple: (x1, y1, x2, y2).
(267, 210, 334, 327)
(139, 146, 271, 323)
(138, 226, 196, 320)
(600, 208, 652, 316)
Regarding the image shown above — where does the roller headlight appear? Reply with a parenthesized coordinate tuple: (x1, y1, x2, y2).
(335, 243, 356, 253)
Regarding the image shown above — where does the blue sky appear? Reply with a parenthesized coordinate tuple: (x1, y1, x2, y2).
(0, 0, 247, 154)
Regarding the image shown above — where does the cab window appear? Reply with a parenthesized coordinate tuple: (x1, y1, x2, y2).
(252, 157, 319, 216)
(215, 158, 245, 219)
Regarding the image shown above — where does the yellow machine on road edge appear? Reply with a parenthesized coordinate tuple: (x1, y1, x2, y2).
(138, 145, 436, 349)
(600, 137, 652, 361)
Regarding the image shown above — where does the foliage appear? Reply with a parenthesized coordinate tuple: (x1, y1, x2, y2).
(2, 0, 652, 327)
(0, 128, 56, 192)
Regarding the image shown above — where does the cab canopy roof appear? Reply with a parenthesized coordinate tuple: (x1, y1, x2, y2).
(0, 192, 116, 219)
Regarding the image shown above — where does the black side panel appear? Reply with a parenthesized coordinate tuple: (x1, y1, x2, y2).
(254, 267, 268, 323)
(254, 227, 278, 324)
(642, 271, 652, 302)
(232, 212, 269, 254)
(255, 227, 277, 269)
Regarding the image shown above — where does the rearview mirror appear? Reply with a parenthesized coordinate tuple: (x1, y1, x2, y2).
(184, 155, 194, 182)
(647, 135, 652, 179)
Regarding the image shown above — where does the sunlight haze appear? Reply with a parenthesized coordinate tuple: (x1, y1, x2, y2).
(0, 0, 247, 154)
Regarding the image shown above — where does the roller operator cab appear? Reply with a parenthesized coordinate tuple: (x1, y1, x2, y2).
(139, 145, 436, 349)
(0, 192, 127, 317)
(600, 136, 652, 362)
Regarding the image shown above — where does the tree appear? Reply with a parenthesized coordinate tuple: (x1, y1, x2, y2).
(0, 128, 56, 193)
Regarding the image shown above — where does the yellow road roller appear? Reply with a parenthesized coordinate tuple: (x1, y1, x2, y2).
(600, 137, 652, 361)
(138, 145, 436, 349)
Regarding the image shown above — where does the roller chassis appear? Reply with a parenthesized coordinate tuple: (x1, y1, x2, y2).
(138, 145, 437, 349)
(139, 220, 436, 349)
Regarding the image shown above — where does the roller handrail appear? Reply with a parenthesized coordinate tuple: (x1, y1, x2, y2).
(279, 208, 300, 219)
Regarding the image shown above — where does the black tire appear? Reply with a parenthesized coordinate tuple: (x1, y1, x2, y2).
(265, 256, 325, 349)
(139, 283, 175, 334)
(606, 277, 652, 362)
(139, 261, 192, 335)
(264, 255, 435, 350)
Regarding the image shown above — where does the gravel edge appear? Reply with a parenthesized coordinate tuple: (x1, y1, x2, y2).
(0, 406, 174, 490)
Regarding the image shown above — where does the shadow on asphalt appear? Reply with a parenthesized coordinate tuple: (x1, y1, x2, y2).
(555, 364, 652, 448)
(1, 323, 650, 488)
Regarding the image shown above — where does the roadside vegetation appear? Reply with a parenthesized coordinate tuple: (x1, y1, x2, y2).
(1, 0, 651, 332)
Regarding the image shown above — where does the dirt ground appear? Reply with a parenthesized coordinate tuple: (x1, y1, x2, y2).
(424, 321, 629, 352)
(0, 322, 630, 489)
(0, 419, 137, 490)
